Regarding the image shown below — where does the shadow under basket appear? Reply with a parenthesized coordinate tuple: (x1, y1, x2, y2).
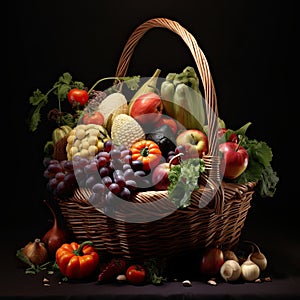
(56, 18, 257, 260)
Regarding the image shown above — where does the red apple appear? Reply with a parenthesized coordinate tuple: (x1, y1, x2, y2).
(200, 247, 224, 277)
(129, 92, 163, 125)
(219, 142, 249, 179)
(176, 129, 208, 158)
(155, 115, 181, 135)
(152, 162, 171, 190)
(218, 128, 238, 143)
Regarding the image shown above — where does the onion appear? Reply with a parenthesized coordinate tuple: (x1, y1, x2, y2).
(22, 238, 48, 265)
(200, 247, 224, 277)
(220, 259, 241, 282)
(42, 200, 69, 256)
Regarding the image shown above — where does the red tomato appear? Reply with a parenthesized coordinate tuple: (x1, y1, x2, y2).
(126, 264, 146, 284)
(68, 88, 89, 106)
(83, 111, 105, 125)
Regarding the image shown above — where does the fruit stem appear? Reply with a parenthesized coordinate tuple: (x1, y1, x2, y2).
(43, 199, 57, 229)
(140, 147, 149, 157)
(73, 241, 94, 256)
(190, 134, 197, 145)
(235, 135, 245, 151)
(169, 153, 184, 168)
(88, 77, 122, 94)
(242, 240, 261, 253)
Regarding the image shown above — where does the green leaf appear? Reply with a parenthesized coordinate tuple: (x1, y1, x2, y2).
(121, 76, 140, 90)
(73, 81, 85, 89)
(57, 72, 73, 85)
(29, 89, 47, 106)
(253, 141, 273, 167)
(144, 257, 167, 285)
(236, 159, 264, 183)
(168, 158, 205, 208)
(44, 140, 54, 157)
(28, 104, 43, 132)
(61, 113, 78, 128)
(16, 248, 34, 267)
(28, 71, 86, 132)
(256, 165, 279, 198)
(234, 135, 279, 198)
(245, 139, 273, 168)
(218, 117, 226, 129)
(235, 121, 252, 136)
(56, 83, 71, 101)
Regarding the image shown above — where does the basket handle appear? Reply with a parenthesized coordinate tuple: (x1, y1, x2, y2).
(115, 18, 224, 213)
(115, 17, 219, 156)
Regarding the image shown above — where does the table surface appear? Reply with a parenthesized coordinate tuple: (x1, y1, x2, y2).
(1, 203, 300, 300)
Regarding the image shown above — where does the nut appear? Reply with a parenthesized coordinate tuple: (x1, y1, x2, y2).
(207, 279, 217, 286)
(182, 280, 192, 287)
(116, 274, 127, 283)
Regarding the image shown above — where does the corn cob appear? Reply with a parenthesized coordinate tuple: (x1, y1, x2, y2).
(111, 114, 145, 148)
(66, 124, 110, 160)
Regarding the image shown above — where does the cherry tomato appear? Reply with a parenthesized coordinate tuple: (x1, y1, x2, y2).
(68, 88, 89, 106)
(126, 264, 146, 284)
(83, 111, 104, 125)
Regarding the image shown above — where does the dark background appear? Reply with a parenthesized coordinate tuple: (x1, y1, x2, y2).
(5, 0, 298, 285)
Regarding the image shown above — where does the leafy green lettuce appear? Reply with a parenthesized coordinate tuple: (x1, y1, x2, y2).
(236, 136, 279, 197)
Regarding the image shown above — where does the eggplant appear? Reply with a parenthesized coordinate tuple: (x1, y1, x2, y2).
(146, 125, 176, 158)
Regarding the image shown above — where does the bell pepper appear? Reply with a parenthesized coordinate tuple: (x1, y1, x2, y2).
(160, 66, 206, 131)
(130, 140, 162, 171)
(52, 125, 73, 144)
(55, 241, 99, 279)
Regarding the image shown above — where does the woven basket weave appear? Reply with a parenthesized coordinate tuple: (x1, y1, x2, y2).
(57, 18, 256, 260)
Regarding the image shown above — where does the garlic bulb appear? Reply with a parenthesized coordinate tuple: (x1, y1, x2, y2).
(22, 238, 48, 265)
(220, 259, 241, 282)
(250, 249, 267, 271)
(240, 255, 260, 282)
(243, 240, 267, 271)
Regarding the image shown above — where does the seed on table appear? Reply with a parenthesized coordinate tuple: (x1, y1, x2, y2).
(207, 279, 217, 286)
(264, 277, 272, 282)
(182, 279, 192, 287)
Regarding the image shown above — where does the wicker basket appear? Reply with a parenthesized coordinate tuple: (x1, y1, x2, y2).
(57, 18, 256, 260)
